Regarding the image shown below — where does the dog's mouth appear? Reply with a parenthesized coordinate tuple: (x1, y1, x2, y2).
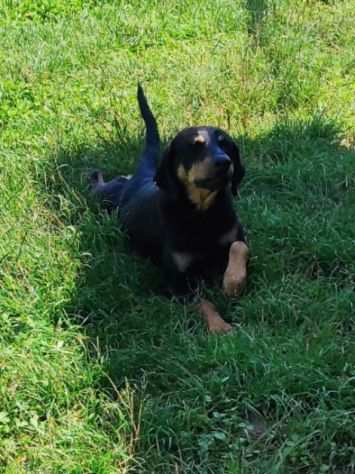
(195, 165, 233, 190)
(194, 174, 230, 191)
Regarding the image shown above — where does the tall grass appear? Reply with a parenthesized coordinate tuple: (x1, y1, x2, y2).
(0, 1, 354, 472)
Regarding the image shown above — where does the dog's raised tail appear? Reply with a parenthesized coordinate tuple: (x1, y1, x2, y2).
(137, 83, 160, 150)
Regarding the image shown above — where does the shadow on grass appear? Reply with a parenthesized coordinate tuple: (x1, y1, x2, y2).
(245, 0, 268, 37)
(37, 113, 355, 470)
(39, 110, 355, 374)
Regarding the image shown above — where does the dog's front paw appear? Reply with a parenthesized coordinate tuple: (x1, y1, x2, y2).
(208, 317, 233, 334)
(223, 269, 247, 297)
(223, 241, 248, 297)
(197, 299, 233, 334)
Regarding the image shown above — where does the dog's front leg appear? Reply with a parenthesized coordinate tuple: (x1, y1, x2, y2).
(223, 241, 249, 297)
(164, 250, 233, 333)
(163, 249, 192, 297)
(197, 299, 233, 333)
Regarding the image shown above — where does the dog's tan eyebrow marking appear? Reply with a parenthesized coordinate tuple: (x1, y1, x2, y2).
(193, 134, 206, 144)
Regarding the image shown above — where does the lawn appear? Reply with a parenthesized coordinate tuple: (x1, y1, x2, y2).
(0, 0, 354, 472)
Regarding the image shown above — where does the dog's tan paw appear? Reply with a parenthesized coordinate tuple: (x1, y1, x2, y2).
(223, 241, 248, 298)
(223, 270, 247, 297)
(208, 318, 233, 334)
(198, 299, 233, 334)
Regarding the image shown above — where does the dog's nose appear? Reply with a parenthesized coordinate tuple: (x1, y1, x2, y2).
(215, 155, 231, 173)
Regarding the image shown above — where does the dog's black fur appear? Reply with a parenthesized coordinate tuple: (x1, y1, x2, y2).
(91, 85, 246, 297)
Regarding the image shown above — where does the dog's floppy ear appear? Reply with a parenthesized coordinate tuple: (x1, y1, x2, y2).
(229, 140, 245, 196)
(155, 143, 179, 196)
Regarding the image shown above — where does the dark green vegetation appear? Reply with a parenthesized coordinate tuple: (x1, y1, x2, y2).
(0, 1, 354, 472)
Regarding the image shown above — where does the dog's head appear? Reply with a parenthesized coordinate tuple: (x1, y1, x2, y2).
(155, 127, 244, 208)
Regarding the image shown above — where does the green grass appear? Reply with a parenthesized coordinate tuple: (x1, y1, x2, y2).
(1, 0, 355, 472)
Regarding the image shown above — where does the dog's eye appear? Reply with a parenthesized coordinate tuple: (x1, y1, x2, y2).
(218, 136, 233, 151)
(217, 135, 228, 146)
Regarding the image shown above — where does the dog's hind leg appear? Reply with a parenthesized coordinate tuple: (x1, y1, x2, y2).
(89, 170, 130, 210)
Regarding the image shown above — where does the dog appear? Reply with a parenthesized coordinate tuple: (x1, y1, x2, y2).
(90, 85, 249, 333)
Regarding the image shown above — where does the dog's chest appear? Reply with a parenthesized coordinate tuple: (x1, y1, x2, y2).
(162, 196, 238, 269)
(176, 216, 237, 249)
(171, 222, 238, 273)
(218, 224, 238, 246)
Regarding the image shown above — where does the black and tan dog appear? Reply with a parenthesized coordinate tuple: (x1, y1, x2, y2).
(91, 85, 249, 333)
